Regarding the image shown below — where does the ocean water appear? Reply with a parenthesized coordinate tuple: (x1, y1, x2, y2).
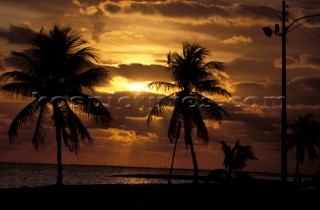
(0, 163, 293, 188)
(0, 163, 209, 188)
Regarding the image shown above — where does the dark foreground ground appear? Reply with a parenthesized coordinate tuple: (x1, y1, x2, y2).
(0, 179, 319, 209)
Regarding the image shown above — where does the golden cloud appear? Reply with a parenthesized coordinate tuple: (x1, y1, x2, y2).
(222, 35, 253, 45)
(93, 128, 158, 142)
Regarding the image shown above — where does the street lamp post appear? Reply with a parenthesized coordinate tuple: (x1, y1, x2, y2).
(263, 1, 320, 182)
(280, 0, 287, 183)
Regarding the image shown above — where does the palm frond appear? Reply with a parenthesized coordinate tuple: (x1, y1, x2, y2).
(68, 47, 98, 72)
(168, 103, 182, 142)
(64, 104, 93, 153)
(221, 140, 257, 172)
(70, 94, 112, 128)
(10, 51, 39, 75)
(0, 71, 40, 84)
(192, 108, 209, 142)
(237, 145, 257, 160)
(195, 80, 231, 97)
(64, 67, 111, 92)
(32, 103, 48, 150)
(52, 97, 76, 152)
(232, 140, 240, 154)
(8, 99, 40, 141)
(202, 61, 224, 71)
(193, 93, 229, 120)
(165, 42, 227, 92)
(221, 140, 231, 156)
(2, 83, 38, 98)
(52, 102, 93, 154)
(287, 113, 320, 166)
(306, 144, 319, 162)
(147, 93, 177, 124)
(146, 82, 178, 92)
(221, 140, 231, 169)
(72, 46, 97, 61)
(183, 42, 208, 64)
(166, 52, 185, 84)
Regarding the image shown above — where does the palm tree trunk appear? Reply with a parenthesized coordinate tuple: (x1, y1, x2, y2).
(183, 113, 199, 183)
(294, 160, 300, 184)
(189, 138, 199, 183)
(56, 124, 63, 186)
(53, 103, 63, 186)
(168, 134, 178, 184)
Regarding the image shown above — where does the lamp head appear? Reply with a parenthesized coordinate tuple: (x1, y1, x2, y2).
(263, 27, 273, 37)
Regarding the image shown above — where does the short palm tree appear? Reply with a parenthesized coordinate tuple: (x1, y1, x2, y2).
(0, 25, 112, 185)
(221, 140, 257, 177)
(287, 113, 320, 183)
(147, 42, 230, 183)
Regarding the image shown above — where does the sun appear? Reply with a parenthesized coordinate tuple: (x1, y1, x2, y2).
(129, 83, 146, 91)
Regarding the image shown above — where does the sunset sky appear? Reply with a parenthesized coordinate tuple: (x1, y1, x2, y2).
(0, 0, 320, 174)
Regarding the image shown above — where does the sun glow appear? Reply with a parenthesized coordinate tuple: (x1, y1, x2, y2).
(95, 76, 166, 94)
(129, 83, 147, 91)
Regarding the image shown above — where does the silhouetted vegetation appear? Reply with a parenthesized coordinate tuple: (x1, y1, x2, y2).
(147, 42, 230, 183)
(0, 24, 112, 185)
(221, 140, 257, 177)
(287, 113, 320, 183)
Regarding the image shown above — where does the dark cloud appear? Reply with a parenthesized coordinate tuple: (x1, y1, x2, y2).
(89, 11, 107, 42)
(227, 58, 278, 82)
(0, 25, 37, 45)
(76, 0, 104, 5)
(289, 0, 320, 9)
(212, 111, 280, 144)
(105, 3, 121, 13)
(302, 54, 320, 66)
(1, 0, 73, 13)
(233, 81, 280, 98)
(124, 1, 228, 18)
(232, 75, 320, 106)
(274, 54, 320, 72)
(103, 1, 231, 18)
(232, 112, 278, 134)
(238, 4, 280, 19)
(284, 54, 320, 70)
(289, 75, 320, 106)
(0, 59, 4, 71)
(291, 75, 320, 90)
(108, 63, 170, 81)
(100, 0, 283, 22)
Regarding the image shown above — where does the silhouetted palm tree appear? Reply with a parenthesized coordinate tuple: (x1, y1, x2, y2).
(287, 113, 320, 183)
(147, 42, 230, 183)
(0, 25, 112, 185)
(221, 140, 257, 177)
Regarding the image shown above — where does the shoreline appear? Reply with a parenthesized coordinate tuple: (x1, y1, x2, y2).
(0, 161, 313, 177)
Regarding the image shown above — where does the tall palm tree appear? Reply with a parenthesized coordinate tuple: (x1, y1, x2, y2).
(287, 113, 320, 183)
(0, 25, 112, 185)
(147, 42, 230, 183)
(221, 140, 257, 177)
